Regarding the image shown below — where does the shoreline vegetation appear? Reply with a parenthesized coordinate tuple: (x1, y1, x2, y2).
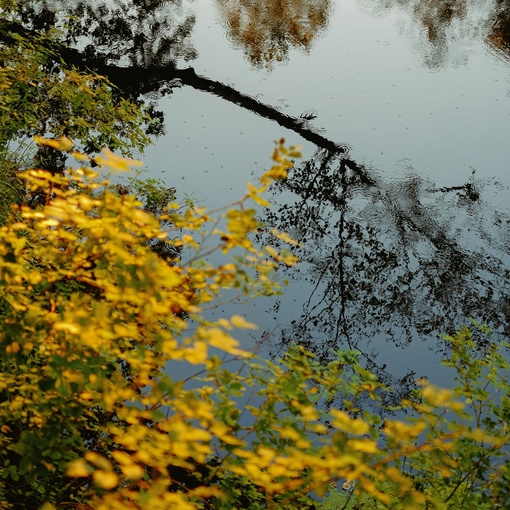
(1, 3, 509, 508)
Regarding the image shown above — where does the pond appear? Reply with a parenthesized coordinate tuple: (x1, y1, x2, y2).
(21, 0, 510, 399)
(139, 0, 510, 395)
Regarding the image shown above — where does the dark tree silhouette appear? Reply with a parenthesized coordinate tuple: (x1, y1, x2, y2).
(14, 0, 197, 68)
(261, 148, 509, 391)
(266, 149, 510, 344)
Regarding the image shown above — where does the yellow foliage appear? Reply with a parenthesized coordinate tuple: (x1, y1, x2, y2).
(422, 385, 457, 407)
(230, 314, 258, 329)
(383, 420, 427, 441)
(34, 135, 74, 151)
(1, 138, 507, 510)
(93, 470, 120, 490)
(92, 148, 143, 172)
(346, 438, 379, 454)
(66, 459, 90, 478)
(330, 409, 370, 435)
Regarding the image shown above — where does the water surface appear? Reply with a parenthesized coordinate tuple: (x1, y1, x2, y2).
(137, 0, 510, 395)
(16, 0, 510, 398)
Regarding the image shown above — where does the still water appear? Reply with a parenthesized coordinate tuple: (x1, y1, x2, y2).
(138, 0, 510, 395)
(21, 0, 510, 397)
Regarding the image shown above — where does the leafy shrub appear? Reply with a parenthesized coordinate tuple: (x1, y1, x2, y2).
(1, 7, 509, 508)
(320, 324, 510, 509)
(0, 139, 509, 509)
(1, 9, 154, 223)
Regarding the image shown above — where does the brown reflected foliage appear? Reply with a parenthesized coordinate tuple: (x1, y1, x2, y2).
(398, 0, 468, 43)
(360, 0, 498, 68)
(390, 0, 510, 63)
(488, 0, 510, 58)
(361, 0, 510, 66)
(216, 0, 331, 69)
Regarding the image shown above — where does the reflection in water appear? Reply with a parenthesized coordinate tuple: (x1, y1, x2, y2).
(8, 0, 198, 135)
(489, 0, 510, 57)
(14, 0, 197, 68)
(216, 0, 332, 69)
(263, 148, 509, 361)
(359, 0, 498, 68)
(6, 0, 510, 408)
(3, 6, 358, 158)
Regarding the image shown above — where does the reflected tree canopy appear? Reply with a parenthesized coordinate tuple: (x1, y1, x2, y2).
(14, 0, 197, 68)
(1, 0, 343, 144)
(359, 0, 510, 68)
(263, 149, 510, 360)
(5, 0, 510, 352)
(488, 0, 510, 58)
(2, 0, 199, 136)
(215, 0, 331, 69)
(259, 147, 510, 410)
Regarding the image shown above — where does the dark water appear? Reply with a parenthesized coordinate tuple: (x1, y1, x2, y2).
(16, 0, 510, 400)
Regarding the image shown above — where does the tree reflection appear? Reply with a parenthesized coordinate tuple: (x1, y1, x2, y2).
(2, 6, 356, 155)
(4, 0, 198, 136)
(215, 0, 331, 69)
(488, 0, 510, 58)
(262, 148, 510, 374)
(5, 0, 510, 416)
(359, 0, 502, 68)
(358, 0, 510, 66)
(15, 0, 197, 68)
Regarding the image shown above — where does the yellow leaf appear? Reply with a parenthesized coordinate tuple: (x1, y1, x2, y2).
(85, 452, 112, 470)
(383, 420, 426, 440)
(270, 229, 300, 246)
(5, 342, 20, 354)
(330, 409, 369, 435)
(62, 370, 84, 383)
(93, 470, 119, 490)
(111, 451, 133, 465)
(230, 315, 257, 330)
(201, 328, 249, 357)
(40, 504, 57, 510)
(53, 322, 82, 334)
(34, 135, 73, 151)
(98, 148, 142, 172)
(185, 341, 208, 364)
(346, 438, 378, 454)
(10, 222, 27, 230)
(70, 151, 90, 162)
(438, 466, 453, 478)
(421, 386, 456, 407)
(120, 464, 145, 480)
(66, 459, 90, 478)
(250, 194, 269, 206)
(265, 245, 281, 260)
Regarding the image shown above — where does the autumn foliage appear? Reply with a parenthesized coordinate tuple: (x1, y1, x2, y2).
(1, 6, 510, 509)
(0, 138, 508, 509)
